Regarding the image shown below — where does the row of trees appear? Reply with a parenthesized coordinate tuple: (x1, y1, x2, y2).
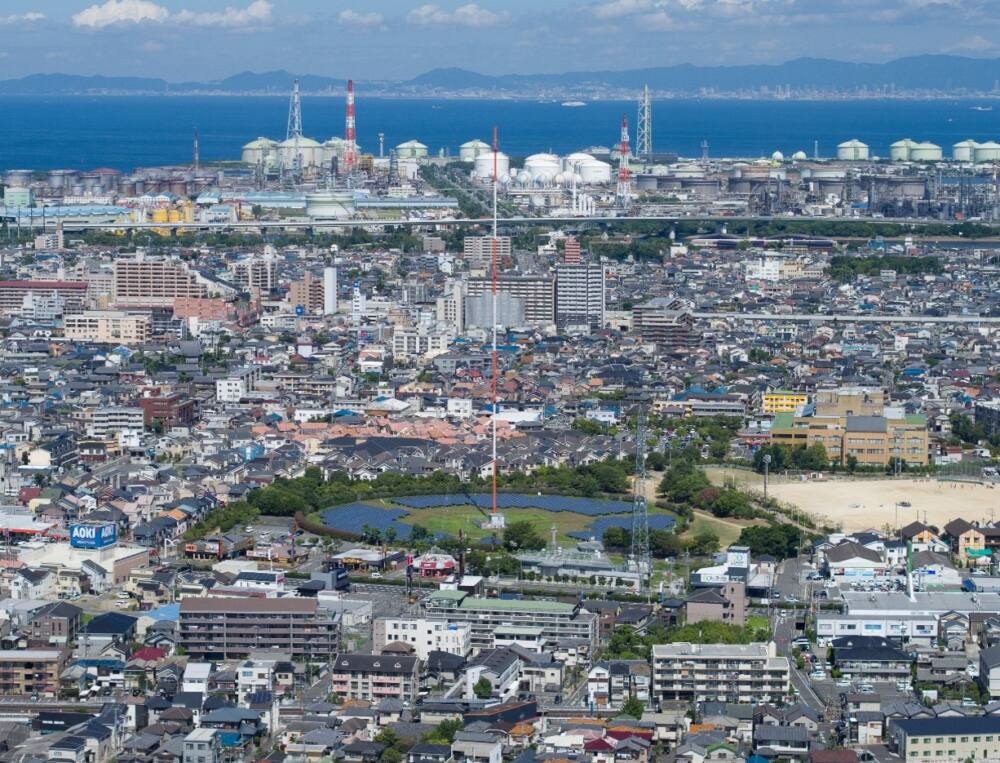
(658, 463, 757, 519)
(828, 254, 942, 283)
(605, 620, 771, 661)
(752, 443, 829, 473)
(737, 523, 804, 560)
(602, 525, 720, 556)
(246, 459, 635, 520)
(183, 501, 260, 541)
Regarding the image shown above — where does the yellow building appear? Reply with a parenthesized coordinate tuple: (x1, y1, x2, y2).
(770, 410, 928, 467)
(762, 390, 809, 414)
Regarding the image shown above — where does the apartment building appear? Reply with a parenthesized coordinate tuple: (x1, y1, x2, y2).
(228, 256, 277, 294)
(0, 280, 87, 317)
(373, 617, 472, 660)
(466, 275, 554, 326)
(137, 393, 197, 428)
(423, 589, 598, 652)
(0, 649, 67, 696)
(178, 597, 339, 660)
(89, 407, 144, 439)
(330, 653, 419, 703)
(555, 262, 605, 331)
(632, 298, 695, 351)
(890, 716, 1000, 762)
(63, 311, 152, 346)
(391, 325, 453, 363)
(215, 367, 262, 403)
(463, 236, 511, 271)
(288, 270, 337, 315)
(651, 642, 790, 704)
(113, 256, 210, 308)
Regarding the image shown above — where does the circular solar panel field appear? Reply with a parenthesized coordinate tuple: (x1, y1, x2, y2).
(320, 493, 675, 545)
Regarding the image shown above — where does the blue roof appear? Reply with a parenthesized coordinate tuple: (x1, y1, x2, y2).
(894, 717, 1000, 735)
(144, 603, 180, 622)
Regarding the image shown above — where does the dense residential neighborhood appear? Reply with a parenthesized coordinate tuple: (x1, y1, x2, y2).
(4, 218, 1000, 763)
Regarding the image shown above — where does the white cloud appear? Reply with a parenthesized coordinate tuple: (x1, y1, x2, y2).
(408, 3, 505, 27)
(174, 0, 272, 27)
(0, 12, 45, 25)
(73, 0, 168, 28)
(593, 0, 652, 19)
(73, 0, 271, 29)
(338, 9, 385, 26)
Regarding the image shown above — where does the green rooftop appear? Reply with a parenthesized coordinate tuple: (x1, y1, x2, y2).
(461, 596, 576, 614)
(771, 411, 795, 429)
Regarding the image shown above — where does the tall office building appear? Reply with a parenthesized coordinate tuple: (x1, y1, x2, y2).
(466, 275, 554, 327)
(555, 262, 605, 331)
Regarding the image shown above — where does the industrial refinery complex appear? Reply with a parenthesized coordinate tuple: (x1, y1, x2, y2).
(4, 81, 1000, 229)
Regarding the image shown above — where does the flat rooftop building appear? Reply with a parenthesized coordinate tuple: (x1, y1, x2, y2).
(651, 642, 790, 704)
(423, 589, 597, 652)
(179, 596, 339, 660)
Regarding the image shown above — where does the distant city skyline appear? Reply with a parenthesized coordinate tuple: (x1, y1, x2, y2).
(1, 0, 999, 81)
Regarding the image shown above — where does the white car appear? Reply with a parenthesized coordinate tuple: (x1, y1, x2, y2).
(370, 572, 383, 579)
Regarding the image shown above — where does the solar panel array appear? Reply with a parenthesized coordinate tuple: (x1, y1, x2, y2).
(567, 514, 677, 541)
(320, 502, 415, 540)
(392, 493, 633, 515)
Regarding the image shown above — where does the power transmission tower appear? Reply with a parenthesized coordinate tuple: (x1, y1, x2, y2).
(284, 79, 303, 184)
(630, 408, 650, 590)
(636, 84, 652, 160)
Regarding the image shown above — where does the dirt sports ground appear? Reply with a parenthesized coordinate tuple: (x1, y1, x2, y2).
(704, 467, 1000, 532)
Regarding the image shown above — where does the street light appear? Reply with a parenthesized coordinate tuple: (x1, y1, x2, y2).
(763, 454, 772, 500)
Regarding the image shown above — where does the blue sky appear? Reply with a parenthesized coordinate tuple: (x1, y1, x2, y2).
(0, 0, 997, 80)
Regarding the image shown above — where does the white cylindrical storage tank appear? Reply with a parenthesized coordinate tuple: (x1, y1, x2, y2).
(396, 140, 428, 159)
(515, 170, 531, 185)
(837, 139, 869, 161)
(242, 137, 274, 165)
(577, 159, 612, 184)
(909, 141, 942, 161)
(791, 150, 807, 161)
(524, 153, 560, 183)
(953, 140, 979, 161)
(305, 189, 355, 219)
(771, 150, 784, 162)
(460, 139, 490, 162)
(974, 141, 1000, 162)
(473, 150, 510, 180)
(278, 137, 321, 168)
(563, 152, 596, 172)
(323, 137, 346, 165)
(889, 139, 915, 161)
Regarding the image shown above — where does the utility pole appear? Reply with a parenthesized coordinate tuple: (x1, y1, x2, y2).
(763, 453, 772, 500)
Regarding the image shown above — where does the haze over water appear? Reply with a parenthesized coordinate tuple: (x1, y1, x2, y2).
(2, 95, 999, 171)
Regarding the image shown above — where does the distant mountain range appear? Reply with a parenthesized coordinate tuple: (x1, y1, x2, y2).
(4, 56, 1000, 96)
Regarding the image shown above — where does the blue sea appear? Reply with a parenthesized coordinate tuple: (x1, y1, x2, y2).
(1, 95, 998, 172)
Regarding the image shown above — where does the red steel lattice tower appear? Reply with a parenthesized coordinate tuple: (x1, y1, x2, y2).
(616, 114, 631, 208)
(345, 80, 357, 173)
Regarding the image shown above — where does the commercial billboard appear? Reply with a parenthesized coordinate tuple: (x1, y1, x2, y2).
(69, 523, 117, 549)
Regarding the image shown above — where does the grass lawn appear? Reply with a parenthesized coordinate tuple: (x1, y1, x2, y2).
(397, 505, 596, 545)
(683, 510, 763, 548)
(747, 614, 769, 631)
